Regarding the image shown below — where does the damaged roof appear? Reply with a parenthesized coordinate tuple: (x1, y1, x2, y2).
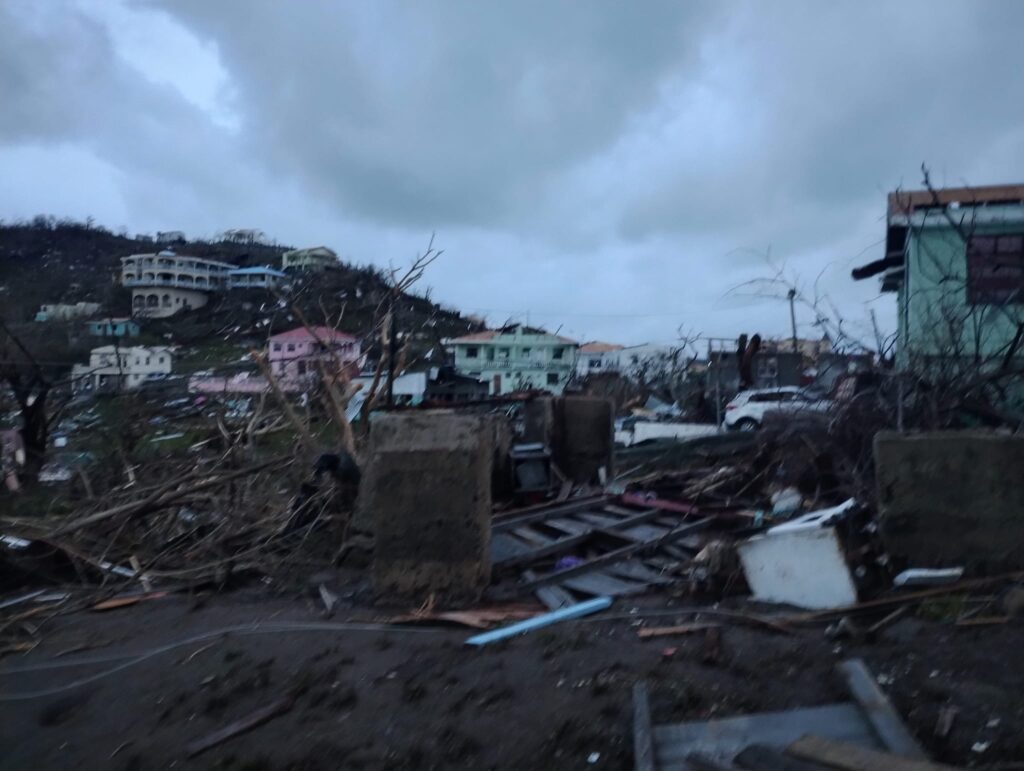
(580, 342, 624, 353)
(269, 326, 356, 343)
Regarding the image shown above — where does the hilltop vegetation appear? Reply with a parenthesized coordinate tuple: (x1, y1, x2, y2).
(0, 217, 482, 369)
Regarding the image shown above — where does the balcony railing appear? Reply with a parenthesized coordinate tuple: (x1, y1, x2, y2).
(458, 357, 575, 370)
(123, 276, 222, 291)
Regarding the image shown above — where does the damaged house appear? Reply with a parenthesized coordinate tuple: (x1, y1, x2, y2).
(853, 183, 1024, 377)
(445, 325, 579, 395)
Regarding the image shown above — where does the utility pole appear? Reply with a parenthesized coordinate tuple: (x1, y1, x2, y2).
(787, 288, 798, 354)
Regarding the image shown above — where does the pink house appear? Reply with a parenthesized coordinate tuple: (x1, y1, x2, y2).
(189, 326, 362, 395)
(268, 326, 361, 381)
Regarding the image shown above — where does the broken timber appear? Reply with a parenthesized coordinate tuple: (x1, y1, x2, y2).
(491, 495, 714, 605)
(515, 517, 714, 593)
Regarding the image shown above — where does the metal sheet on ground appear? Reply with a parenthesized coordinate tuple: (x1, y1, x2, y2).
(652, 703, 881, 765)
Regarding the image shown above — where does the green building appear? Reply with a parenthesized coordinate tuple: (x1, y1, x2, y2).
(445, 325, 579, 395)
(854, 184, 1024, 368)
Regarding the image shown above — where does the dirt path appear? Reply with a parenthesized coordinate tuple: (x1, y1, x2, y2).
(2, 592, 1022, 769)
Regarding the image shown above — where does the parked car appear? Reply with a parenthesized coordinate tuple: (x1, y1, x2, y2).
(723, 387, 830, 431)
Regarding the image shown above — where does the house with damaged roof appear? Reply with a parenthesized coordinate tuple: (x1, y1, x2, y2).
(853, 183, 1024, 368)
(445, 324, 579, 395)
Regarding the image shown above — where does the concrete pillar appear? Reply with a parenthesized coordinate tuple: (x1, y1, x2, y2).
(553, 396, 614, 484)
(362, 411, 492, 604)
(522, 397, 555, 445)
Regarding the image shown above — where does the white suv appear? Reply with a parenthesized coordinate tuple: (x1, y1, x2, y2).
(723, 387, 829, 431)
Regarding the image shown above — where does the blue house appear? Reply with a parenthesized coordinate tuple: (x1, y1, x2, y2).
(228, 266, 288, 289)
(86, 317, 141, 338)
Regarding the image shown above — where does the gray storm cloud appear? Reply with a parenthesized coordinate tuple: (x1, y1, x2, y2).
(3, 0, 1024, 345)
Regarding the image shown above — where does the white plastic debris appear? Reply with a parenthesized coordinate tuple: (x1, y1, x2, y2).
(737, 500, 859, 609)
(587, 752, 600, 764)
(972, 741, 990, 754)
(893, 567, 964, 588)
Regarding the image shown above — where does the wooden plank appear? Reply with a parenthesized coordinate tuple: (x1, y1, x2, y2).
(653, 703, 879, 764)
(522, 569, 575, 611)
(493, 496, 610, 531)
(687, 753, 742, 770)
(495, 531, 595, 569)
(561, 571, 650, 597)
(637, 623, 719, 639)
(515, 517, 715, 592)
(511, 525, 555, 547)
(615, 524, 671, 543)
(491, 533, 534, 562)
(545, 517, 592, 535)
(498, 507, 678, 569)
(735, 744, 833, 770)
(607, 560, 672, 585)
(838, 659, 926, 759)
(786, 736, 956, 771)
(186, 697, 294, 757)
(632, 682, 655, 771)
(620, 493, 699, 516)
(603, 504, 656, 517)
(577, 512, 630, 528)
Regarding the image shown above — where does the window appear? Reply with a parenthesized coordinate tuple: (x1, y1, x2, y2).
(498, 347, 510, 358)
(287, 343, 296, 352)
(547, 373, 559, 385)
(588, 358, 602, 368)
(967, 234, 1024, 305)
(465, 346, 479, 359)
(298, 361, 307, 375)
(158, 357, 165, 364)
(552, 348, 564, 360)
(273, 343, 282, 352)
(522, 347, 532, 358)
(749, 392, 783, 403)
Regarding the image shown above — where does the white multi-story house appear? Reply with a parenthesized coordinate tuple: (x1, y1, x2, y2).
(445, 324, 578, 395)
(121, 250, 236, 317)
(576, 342, 625, 378)
(577, 341, 684, 382)
(72, 345, 174, 393)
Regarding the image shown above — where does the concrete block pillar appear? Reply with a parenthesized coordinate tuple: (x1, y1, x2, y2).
(875, 430, 1024, 570)
(554, 396, 614, 484)
(363, 411, 492, 604)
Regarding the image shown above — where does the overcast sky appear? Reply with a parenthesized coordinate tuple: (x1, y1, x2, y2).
(4, 1, 1024, 347)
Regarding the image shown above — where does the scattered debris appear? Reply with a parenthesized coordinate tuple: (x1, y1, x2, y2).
(632, 658, 927, 768)
(185, 696, 295, 758)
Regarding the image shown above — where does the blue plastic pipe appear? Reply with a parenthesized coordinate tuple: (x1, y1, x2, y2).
(464, 596, 613, 646)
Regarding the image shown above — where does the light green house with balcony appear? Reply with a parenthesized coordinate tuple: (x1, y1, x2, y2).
(853, 184, 1024, 369)
(445, 325, 579, 395)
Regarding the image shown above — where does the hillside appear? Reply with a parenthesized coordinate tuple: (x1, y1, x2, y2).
(0, 218, 482, 372)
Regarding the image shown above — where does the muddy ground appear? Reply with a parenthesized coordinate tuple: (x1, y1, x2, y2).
(1, 587, 1022, 770)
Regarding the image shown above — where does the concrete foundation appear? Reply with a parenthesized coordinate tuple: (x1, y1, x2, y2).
(362, 411, 492, 604)
(875, 430, 1024, 570)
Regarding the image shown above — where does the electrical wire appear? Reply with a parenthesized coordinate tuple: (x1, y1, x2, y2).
(0, 620, 446, 701)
